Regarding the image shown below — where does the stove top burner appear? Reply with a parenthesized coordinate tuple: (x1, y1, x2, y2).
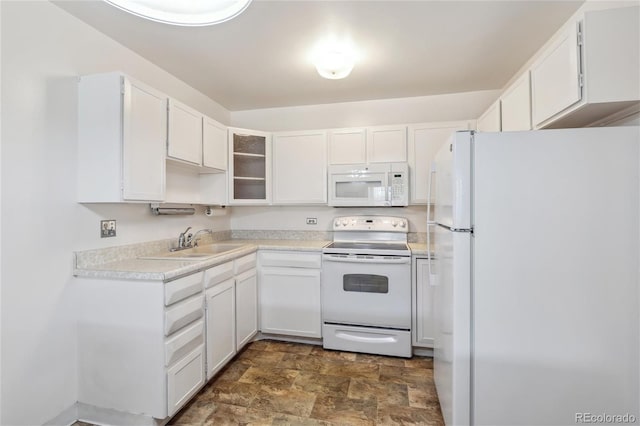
(326, 215, 411, 257)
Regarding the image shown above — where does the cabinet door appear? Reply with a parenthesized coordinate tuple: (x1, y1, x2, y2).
(205, 279, 236, 379)
(167, 99, 203, 165)
(272, 131, 327, 204)
(203, 116, 227, 170)
(531, 22, 582, 127)
(122, 78, 167, 201)
(328, 128, 366, 165)
(259, 267, 322, 338)
(228, 128, 271, 204)
(367, 125, 407, 163)
(166, 345, 205, 416)
(500, 72, 532, 131)
(477, 100, 502, 132)
(414, 259, 435, 347)
(235, 268, 258, 350)
(408, 122, 469, 205)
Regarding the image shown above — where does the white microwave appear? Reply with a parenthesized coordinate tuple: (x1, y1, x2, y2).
(328, 163, 409, 207)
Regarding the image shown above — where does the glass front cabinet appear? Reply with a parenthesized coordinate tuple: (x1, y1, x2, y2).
(228, 128, 272, 204)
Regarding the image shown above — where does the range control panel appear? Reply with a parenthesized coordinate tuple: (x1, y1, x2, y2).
(332, 216, 408, 232)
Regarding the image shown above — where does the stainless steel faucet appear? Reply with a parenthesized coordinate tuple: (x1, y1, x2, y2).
(173, 227, 213, 251)
(177, 226, 192, 249)
(191, 228, 213, 247)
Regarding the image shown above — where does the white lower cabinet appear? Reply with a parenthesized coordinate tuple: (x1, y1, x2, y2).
(413, 258, 435, 347)
(205, 278, 236, 379)
(258, 251, 322, 338)
(167, 345, 206, 416)
(76, 272, 205, 421)
(235, 268, 258, 350)
(203, 253, 257, 379)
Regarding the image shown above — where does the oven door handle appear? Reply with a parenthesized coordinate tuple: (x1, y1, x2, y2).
(322, 254, 411, 265)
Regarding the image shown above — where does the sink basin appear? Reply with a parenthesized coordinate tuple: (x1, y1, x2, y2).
(139, 243, 246, 261)
(187, 243, 246, 255)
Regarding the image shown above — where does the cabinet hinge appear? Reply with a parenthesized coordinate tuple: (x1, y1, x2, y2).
(577, 30, 583, 46)
(578, 73, 584, 88)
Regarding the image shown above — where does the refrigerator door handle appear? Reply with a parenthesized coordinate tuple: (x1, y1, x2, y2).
(427, 169, 436, 225)
(427, 169, 436, 281)
(435, 223, 472, 233)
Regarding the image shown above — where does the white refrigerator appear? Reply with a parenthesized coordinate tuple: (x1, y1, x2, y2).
(430, 128, 639, 425)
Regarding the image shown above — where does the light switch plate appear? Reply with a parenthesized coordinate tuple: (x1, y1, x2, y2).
(101, 220, 116, 238)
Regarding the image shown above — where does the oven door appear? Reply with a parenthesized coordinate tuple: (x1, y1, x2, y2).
(321, 254, 411, 329)
(328, 172, 389, 207)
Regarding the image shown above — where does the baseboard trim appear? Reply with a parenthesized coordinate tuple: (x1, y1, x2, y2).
(44, 403, 78, 426)
(77, 403, 169, 426)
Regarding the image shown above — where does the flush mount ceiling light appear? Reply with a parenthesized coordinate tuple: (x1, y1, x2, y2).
(313, 39, 357, 80)
(104, 0, 252, 26)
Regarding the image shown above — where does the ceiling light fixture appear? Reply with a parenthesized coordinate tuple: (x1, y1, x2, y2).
(313, 39, 357, 80)
(104, 0, 252, 27)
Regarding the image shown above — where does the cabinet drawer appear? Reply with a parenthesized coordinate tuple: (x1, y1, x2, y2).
(165, 294, 204, 336)
(234, 253, 257, 274)
(165, 272, 204, 306)
(165, 319, 204, 367)
(259, 251, 321, 269)
(204, 261, 234, 289)
(167, 345, 205, 417)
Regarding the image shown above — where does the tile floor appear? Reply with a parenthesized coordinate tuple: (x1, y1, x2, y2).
(169, 340, 444, 425)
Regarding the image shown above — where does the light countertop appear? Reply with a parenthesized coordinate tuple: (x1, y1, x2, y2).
(408, 242, 433, 257)
(74, 239, 330, 282)
(75, 239, 433, 282)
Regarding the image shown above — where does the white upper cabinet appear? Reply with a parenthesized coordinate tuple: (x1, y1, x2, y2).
(167, 99, 203, 166)
(366, 125, 407, 163)
(500, 72, 532, 131)
(328, 125, 407, 165)
(78, 72, 167, 202)
(328, 128, 367, 165)
(531, 6, 639, 128)
(408, 121, 470, 205)
(272, 131, 327, 204)
(531, 23, 581, 127)
(476, 99, 502, 132)
(202, 116, 227, 171)
(228, 127, 271, 205)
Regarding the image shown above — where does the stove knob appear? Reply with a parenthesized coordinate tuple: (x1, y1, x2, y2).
(341, 220, 348, 226)
(334, 219, 340, 227)
(391, 221, 398, 227)
(400, 221, 407, 228)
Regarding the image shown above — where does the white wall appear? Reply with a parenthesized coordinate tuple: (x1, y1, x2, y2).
(230, 90, 498, 131)
(0, 2, 230, 424)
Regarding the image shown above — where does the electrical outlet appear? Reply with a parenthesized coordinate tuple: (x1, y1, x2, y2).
(101, 220, 116, 238)
(306, 217, 318, 225)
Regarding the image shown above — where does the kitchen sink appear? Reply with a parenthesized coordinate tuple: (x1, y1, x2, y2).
(139, 243, 246, 261)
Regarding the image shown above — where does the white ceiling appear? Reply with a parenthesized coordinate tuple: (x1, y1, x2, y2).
(54, 0, 584, 111)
